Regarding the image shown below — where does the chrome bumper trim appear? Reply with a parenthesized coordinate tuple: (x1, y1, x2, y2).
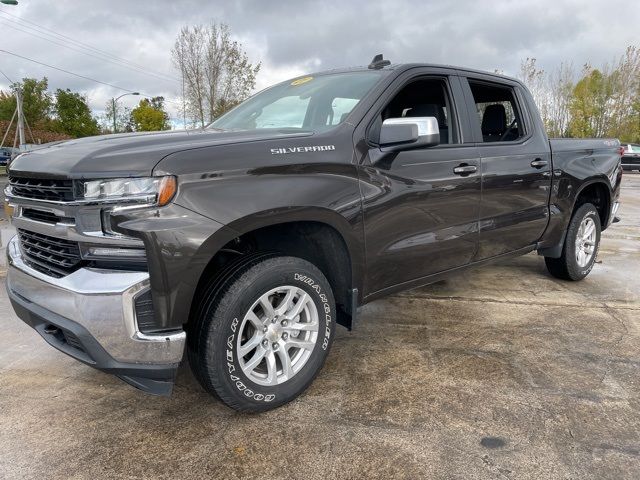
(6, 235, 185, 364)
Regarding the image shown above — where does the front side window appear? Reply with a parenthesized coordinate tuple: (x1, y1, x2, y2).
(370, 78, 459, 145)
(468, 81, 526, 142)
(210, 72, 384, 132)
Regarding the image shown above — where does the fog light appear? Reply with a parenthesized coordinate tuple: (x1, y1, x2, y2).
(87, 247, 146, 258)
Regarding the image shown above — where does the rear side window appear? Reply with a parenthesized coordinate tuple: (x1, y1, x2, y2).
(468, 81, 526, 142)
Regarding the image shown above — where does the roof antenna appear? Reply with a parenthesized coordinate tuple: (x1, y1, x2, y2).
(368, 54, 391, 70)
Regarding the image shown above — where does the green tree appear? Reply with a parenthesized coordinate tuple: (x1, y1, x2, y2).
(568, 68, 613, 138)
(0, 77, 53, 127)
(130, 96, 170, 131)
(53, 89, 100, 138)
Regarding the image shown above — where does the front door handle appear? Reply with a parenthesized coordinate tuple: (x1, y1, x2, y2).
(530, 158, 548, 169)
(453, 164, 477, 175)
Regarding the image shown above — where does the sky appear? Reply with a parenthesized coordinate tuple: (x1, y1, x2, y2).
(0, 0, 638, 128)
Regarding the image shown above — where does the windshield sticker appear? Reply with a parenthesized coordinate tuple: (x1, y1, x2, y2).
(290, 76, 313, 86)
(271, 145, 335, 154)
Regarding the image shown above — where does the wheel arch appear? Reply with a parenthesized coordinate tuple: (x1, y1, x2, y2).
(185, 207, 363, 331)
(572, 178, 612, 228)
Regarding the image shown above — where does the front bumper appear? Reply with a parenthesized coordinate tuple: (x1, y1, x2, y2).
(6, 235, 186, 395)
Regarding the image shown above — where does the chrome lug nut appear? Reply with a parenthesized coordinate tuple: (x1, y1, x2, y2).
(282, 332, 289, 340)
(281, 319, 288, 327)
(272, 343, 279, 350)
(262, 326, 268, 333)
(261, 339, 269, 348)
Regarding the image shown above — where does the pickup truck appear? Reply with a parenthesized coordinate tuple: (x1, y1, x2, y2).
(5, 56, 623, 412)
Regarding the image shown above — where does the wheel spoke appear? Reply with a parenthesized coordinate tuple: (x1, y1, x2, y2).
(287, 320, 319, 332)
(276, 347, 294, 379)
(274, 288, 295, 316)
(259, 293, 275, 319)
(265, 351, 278, 385)
(243, 346, 267, 372)
(239, 333, 263, 357)
(286, 292, 309, 319)
(286, 338, 315, 351)
(583, 222, 595, 239)
(245, 310, 263, 330)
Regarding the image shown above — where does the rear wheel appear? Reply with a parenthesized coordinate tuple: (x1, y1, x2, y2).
(545, 203, 601, 281)
(189, 256, 335, 412)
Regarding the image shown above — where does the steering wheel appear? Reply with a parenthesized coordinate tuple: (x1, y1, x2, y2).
(499, 119, 518, 141)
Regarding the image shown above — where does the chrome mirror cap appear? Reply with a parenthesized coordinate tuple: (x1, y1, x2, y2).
(380, 116, 440, 150)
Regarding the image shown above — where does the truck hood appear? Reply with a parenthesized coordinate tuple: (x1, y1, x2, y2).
(8, 129, 312, 179)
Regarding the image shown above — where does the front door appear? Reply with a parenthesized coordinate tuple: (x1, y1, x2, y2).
(357, 72, 481, 297)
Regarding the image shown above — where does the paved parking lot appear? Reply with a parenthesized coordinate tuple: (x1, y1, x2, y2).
(1, 175, 639, 479)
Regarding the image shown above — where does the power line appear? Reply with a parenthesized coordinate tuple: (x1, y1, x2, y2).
(0, 18, 180, 85)
(0, 68, 14, 83)
(0, 10, 180, 84)
(0, 48, 183, 107)
(0, 20, 180, 85)
(0, 48, 139, 93)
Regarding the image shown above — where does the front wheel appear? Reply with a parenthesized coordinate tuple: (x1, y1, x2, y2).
(545, 203, 601, 281)
(189, 256, 336, 412)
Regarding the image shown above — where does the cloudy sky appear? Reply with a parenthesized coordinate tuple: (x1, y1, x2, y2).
(0, 0, 638, 127)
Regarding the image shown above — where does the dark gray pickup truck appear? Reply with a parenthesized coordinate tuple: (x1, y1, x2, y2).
(5, 56, 622, 411)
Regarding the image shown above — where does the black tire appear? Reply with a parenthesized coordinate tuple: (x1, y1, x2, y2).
(545, 203, 601, 281)
(189, 255, 336, 412)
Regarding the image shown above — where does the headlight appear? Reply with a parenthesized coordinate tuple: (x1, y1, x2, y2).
(81, 176, 177, 206)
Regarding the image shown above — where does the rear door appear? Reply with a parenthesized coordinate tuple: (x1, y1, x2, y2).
(355, 69, 482, 297)
(459, 75, 552, 259)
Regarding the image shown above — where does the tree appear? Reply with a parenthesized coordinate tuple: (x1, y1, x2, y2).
(546, 62, 574, 137)
(53, 89, 100, 138)
(103, 100, 133, 133)
(604, 46, 640, 141)
(130, 96, 171, 131)
(0, 77, 52, 127)
(519, 58, 574, 137)
(568, 67, 612, 138)
(172, 23, 260, 127)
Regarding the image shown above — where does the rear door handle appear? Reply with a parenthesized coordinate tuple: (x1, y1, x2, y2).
(453, 164, 477, 175)
(530, 158, 548, 169)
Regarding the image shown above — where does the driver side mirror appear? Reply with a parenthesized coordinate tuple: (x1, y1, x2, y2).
(379, 117, 440, 151)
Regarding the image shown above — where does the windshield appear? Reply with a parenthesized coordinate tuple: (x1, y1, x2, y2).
(210, 71, 384, 132)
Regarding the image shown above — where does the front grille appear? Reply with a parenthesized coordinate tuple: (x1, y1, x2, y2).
(18, 229, 84, 278)
(22, 208, 63, 224)
(9, 176, 74, 202)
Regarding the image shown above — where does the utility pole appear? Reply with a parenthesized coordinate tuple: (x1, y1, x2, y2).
(111, 97, 117, 134)
(15, 87, 25, 149)
(111, 92, 140, 134)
